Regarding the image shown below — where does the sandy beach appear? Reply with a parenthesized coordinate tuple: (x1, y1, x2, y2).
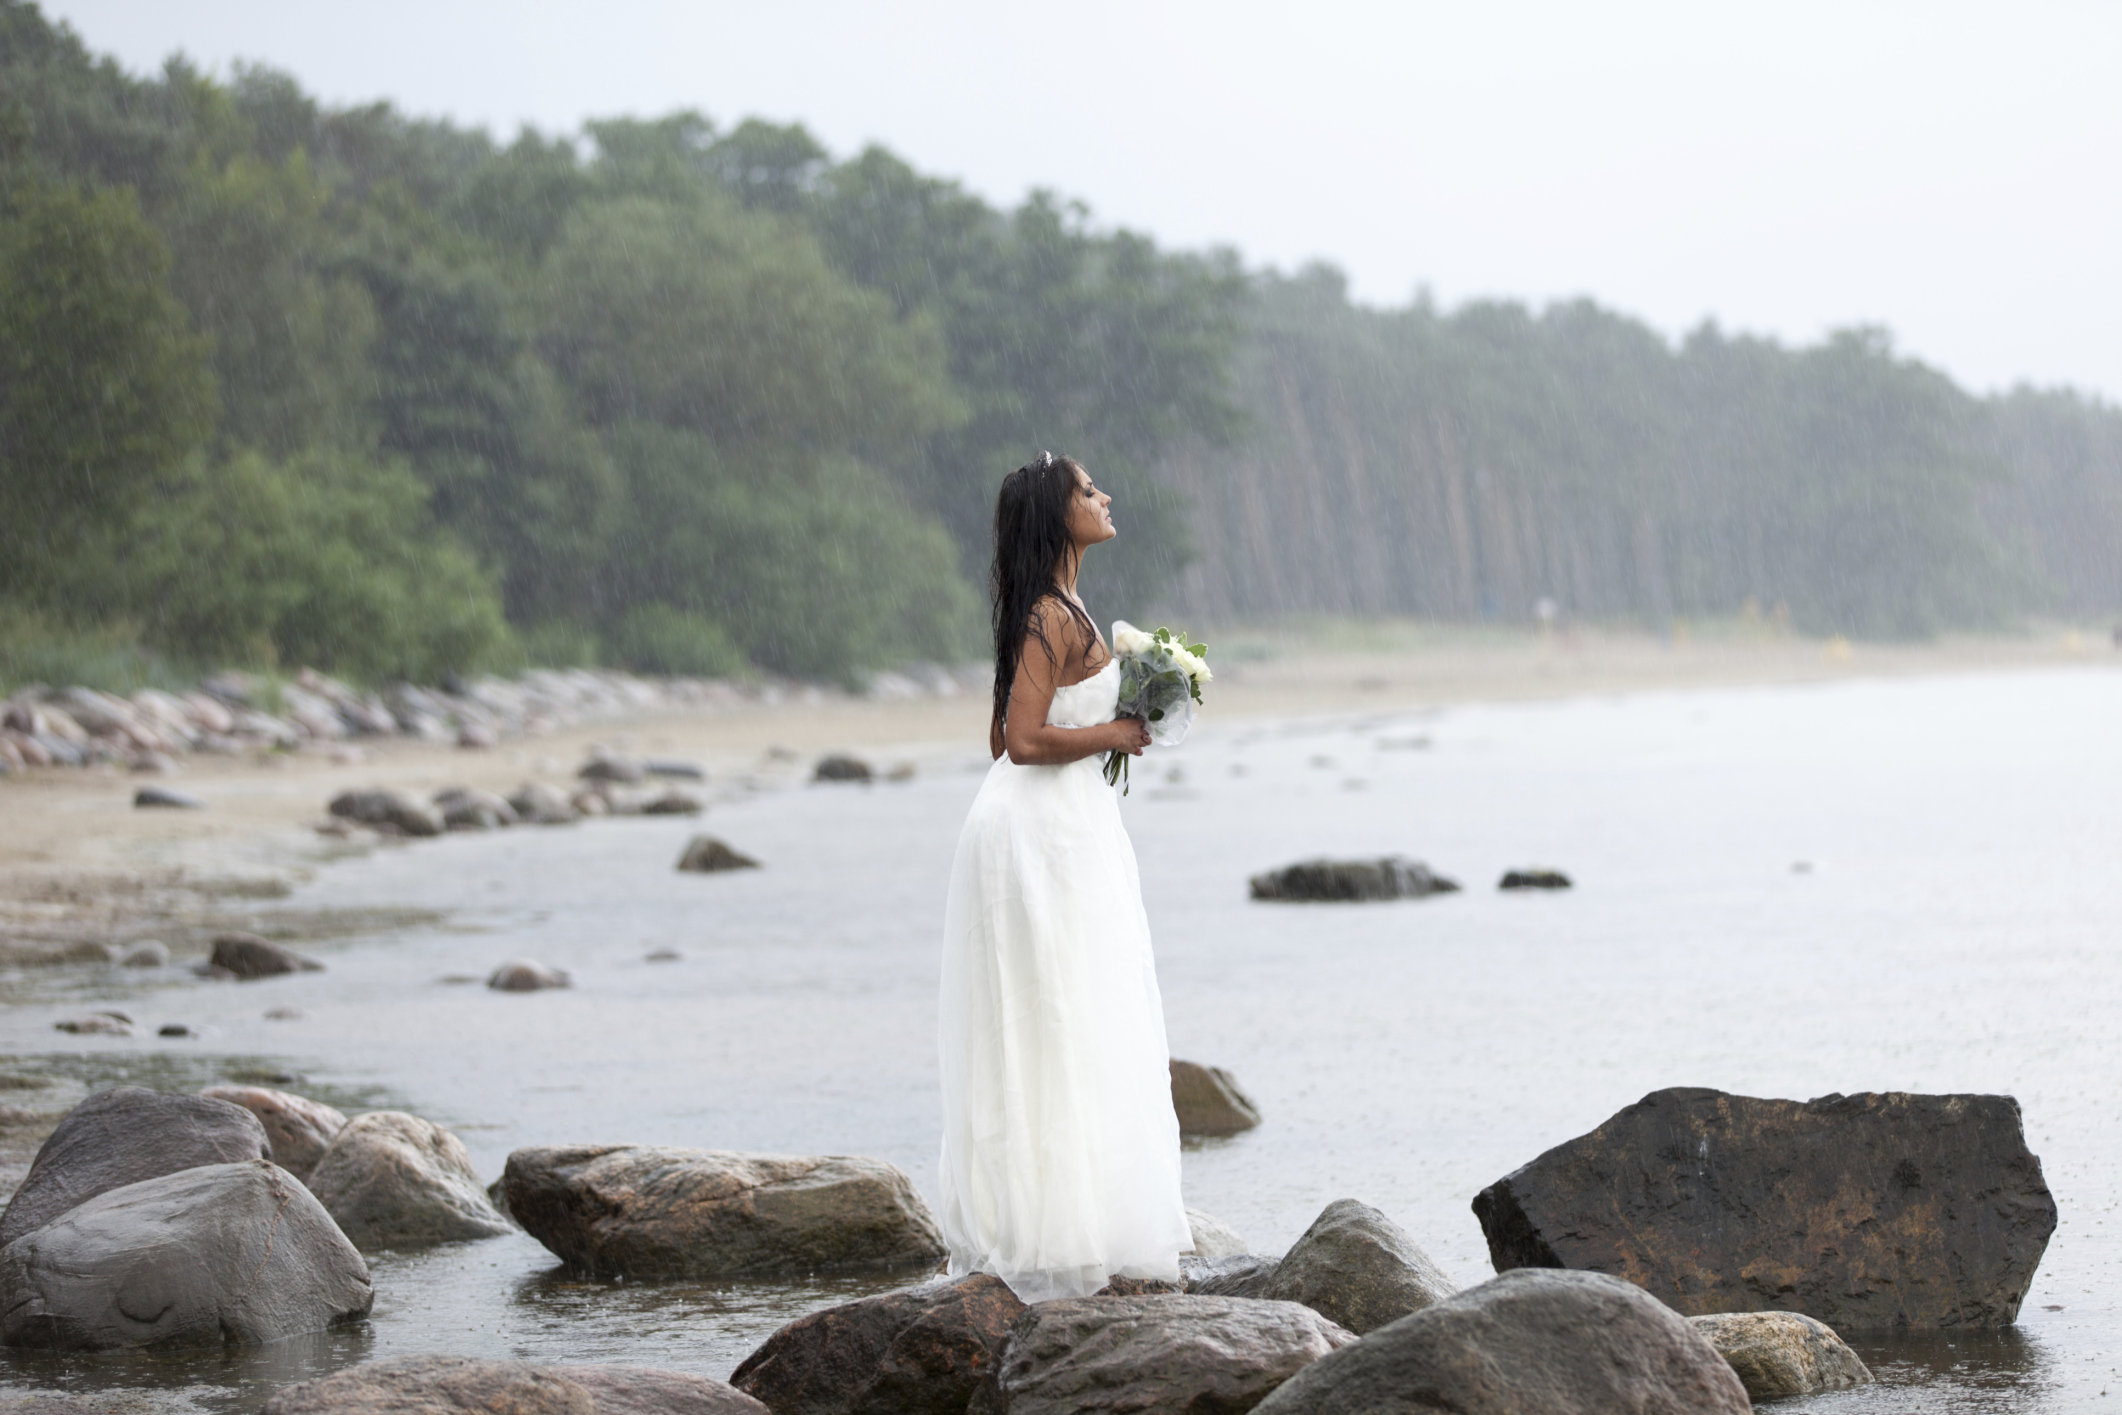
(0, 624, 2111, 964)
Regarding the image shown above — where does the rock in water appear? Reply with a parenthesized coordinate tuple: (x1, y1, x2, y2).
(967, 1293, 1354, 1415)
(0, 1086, 271, 1247)
(488, 960, 571, 991)
(118, 941, 169, 968)
(1184, 1208, 1248, 1258)
(732, 1274, 1025, 1415)
(1471, 1087, 2057, 1327)
(210, 932, 325, 979)
(132, 787, 203, 809)
(1259, 1199, 1457, 1335)
(198, 1086, 348, 1183)
(1689, 1311, 1873, 1400)
(1254, 1269, 1749, 1415)
(306, 1112, 511, 1249)
(1498, 868, 1571, 890)
(0, 1160, 373, 1350)
(1248, 857, 1460, 902)
(263, 1356, 769, 1415)
(677, 836, 760, 873)
(813, 754, 873, 783)
(328, 788, 444, 837)
(503, 1145, 946, 1278)
(1169, 1060, 1261, 1135)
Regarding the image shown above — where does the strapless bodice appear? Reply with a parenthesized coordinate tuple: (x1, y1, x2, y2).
(1048, 657, 1120, 729)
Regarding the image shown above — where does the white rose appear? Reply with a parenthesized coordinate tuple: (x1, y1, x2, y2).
(1112, 621, 1154, 657)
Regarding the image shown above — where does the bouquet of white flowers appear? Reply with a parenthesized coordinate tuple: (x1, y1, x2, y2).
(1104, 621, 1212, 792)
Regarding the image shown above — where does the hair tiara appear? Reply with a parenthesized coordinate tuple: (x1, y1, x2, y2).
(1033, 449, 1056, 471)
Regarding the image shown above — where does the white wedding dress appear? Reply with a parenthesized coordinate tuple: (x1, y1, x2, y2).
(936, 656, 1191, 1302)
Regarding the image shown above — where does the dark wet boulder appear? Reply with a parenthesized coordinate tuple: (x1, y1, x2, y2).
(678, 836, 760, 873)
(210, 931, 325, 979)
(198, 1085, 347, 1182)
(1498, 867, 1571, 890)
(1471, 1087, 2057, 1327)
(732, 1274, 1024, 1415)
(1254, 1268, 1748, 1415)
(263, 1355, 769, 1415)
(1170, 1060, 1261, 1136)
(968, 1293, 1353, 1415)
(1181, 1253, 1278, 1298)
(489, 959, 571, 991)
(1689, 1311, 1873, 1400)
(0, 1086, 270, 1246)
(1248, 856, 1460, 902)
(328, 788, 444, 837)
(503, 1145, 946, 1278)
(133, 786, 202, 809)
(0, 1160, 372, 1351)
(306, 1112, 511, 1249)
(1259, 1199, 1456, 1335)
(813, 755, 872, 783)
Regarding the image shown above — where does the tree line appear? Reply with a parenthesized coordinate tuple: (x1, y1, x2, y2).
(2, 2, 2116, 692)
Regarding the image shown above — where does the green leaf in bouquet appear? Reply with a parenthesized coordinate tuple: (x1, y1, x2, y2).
(1189, 643, 1207, 656)
(1148, 707, 1164, 720)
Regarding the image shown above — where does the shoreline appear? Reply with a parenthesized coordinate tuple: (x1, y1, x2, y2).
(0, 627, 2111, 967)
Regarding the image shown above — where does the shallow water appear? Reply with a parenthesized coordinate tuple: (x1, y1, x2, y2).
(1, 666, 2117, 1409)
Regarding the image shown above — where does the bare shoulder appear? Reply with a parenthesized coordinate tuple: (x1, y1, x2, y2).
(1023, 596, 1092, 660)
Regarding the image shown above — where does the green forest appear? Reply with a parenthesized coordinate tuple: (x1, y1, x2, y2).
(2, 2, 2118, 690)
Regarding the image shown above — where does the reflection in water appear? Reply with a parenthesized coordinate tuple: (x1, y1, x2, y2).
(1779, 1329, 2061, 1411)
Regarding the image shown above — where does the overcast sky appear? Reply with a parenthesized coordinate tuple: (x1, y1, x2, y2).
(41, 1, 2122, 400)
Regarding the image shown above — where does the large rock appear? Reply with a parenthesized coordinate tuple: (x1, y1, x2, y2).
(1252, 1269, 1750, 1415)
(329, 788, 445, 837)
(1689, 1311, 1874, 1400)
(434, 786, 520, 830)
(678, 836, 760, 873)
(306, 1112, 511, 1249)
(489, 960, 571, 991)
(967, 1293, 1354, 1415)
(1259, 1199, 1456, 1334)
(1248, 857, 1460, 902)
(731, 1274, 1024, 1415)
(1183, 1208, 1247, 1258)
(1471, 1087, 2057, 1327)
(210, 931, 325, 979)
(0, 1160, 373, 1350)
(1181, 1254, 1278, 1299)
(263, 1355, 768, 1415)
(503, 1145, 946, 1278)
(0, 1086, 271, 1247)
(509, 781, 581, 825)
(198, 1085, 348, 1182)
(1170, 1060, 1261, 1136)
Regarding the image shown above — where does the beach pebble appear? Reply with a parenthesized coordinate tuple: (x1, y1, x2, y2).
(733, 1274, 1024, 1415)
(132, 786, 203, 809)
(488, 960, 570, 992)
(0, 1160, 372, 1351)
(813, 754, 873, 783)
(1248, 857, 1460, 902)
(1252, 1270, 1749, 1415)
(0, 1086, 271, 1247)
(263, 1355, 768, 1415)
(1170, 1060, 1261, 1136)
(972, 1294, 1354, 1415)
(118, 941, 169, 968)
(306, 1112, 511, 1249)
(677, 836, 760, 873)
(502, 1145, 946, 1278)
(210, 932, 325, 980)
(199, 1085, 348, 1182)
(1258, 1199, 1457, 1335)
(1689, 1311, 1873, 1399)
(1472, 1087, 2058, 1328)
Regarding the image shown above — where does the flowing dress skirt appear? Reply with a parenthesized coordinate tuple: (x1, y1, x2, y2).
(936, 689, 1190, 1302)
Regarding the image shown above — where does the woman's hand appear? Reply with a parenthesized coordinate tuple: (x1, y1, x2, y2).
(1106, 716, 1151, 756)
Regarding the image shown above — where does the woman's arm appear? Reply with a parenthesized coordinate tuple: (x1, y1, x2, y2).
(1000, 602, 1150, 767)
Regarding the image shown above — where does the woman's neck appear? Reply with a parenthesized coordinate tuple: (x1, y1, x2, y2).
(1054, 545, 1083, 596)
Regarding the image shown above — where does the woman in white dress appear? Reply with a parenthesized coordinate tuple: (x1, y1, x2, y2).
(936, 450, 1192, 1303)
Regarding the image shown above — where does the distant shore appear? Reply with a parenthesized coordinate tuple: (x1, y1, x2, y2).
(0, 625, 2112, 968)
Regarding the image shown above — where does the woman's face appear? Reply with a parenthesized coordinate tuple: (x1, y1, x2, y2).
(1065, 466, 1116, 549)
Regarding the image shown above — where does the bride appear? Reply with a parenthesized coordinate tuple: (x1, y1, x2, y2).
(935, 450, 1192, 1303)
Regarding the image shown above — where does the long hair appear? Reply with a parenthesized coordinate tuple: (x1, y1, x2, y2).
(990, 450, 1093, 728)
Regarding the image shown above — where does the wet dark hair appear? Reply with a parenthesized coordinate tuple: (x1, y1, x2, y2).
(990, 450, 1095, 729)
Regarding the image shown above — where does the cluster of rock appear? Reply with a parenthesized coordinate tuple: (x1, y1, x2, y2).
(327, 770, 703, 840)
(0, 663, 984, 776)
(1250, 858, 1581, 901)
